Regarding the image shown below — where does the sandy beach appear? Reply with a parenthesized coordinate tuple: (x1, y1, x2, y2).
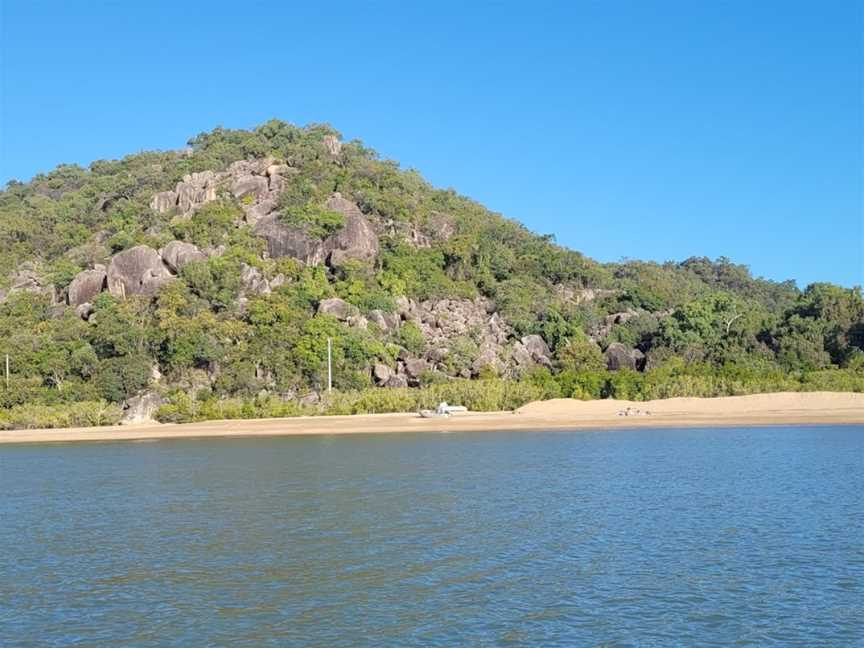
(0, 392, 861, 445)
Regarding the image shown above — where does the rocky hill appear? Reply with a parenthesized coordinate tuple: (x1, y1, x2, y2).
(0, 121, 861, 426)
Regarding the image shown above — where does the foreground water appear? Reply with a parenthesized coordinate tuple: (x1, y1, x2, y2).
(1, 426, 862, 647)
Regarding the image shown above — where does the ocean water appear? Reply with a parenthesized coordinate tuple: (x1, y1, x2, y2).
(1, 426, 862, 647)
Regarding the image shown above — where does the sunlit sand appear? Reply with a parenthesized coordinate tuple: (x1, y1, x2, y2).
(1, 392, 861, 445)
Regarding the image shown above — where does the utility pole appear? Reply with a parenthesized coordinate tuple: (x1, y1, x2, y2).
(327, 338, 333, 393)
(4, 354, 8, 390)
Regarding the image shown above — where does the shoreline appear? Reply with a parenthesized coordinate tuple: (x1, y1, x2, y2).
(1, 392, 862, 446)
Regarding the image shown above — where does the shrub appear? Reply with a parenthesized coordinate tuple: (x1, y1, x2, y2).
(280, 206, 345, 238)
(0, 401, 122, 430)
(396, 321, 426, 355)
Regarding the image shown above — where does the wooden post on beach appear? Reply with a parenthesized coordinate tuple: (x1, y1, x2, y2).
(327, 338, 332, 393)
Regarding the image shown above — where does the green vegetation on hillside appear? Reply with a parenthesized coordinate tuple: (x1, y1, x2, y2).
(0, 120, 861, 428)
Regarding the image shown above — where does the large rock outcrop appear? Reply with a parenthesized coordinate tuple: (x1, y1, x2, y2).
(386, 374, 409, 388)
(175, 170, 219, 214)
(368, 309, 400, 333)
(604, 343, 646, 372)
(244, 198, 279, 226)
(237, 263, 284, 297)
(253, 193, 379, 268)
(324, 194, 379, 267)
(149, 157, 295, 223)
(159, 241, 206, 273)
(322, 135, 342, 158)
(75, 303, 95, 320)
(148, 161, 377, 266)
(67, 267, 107, 306)
(472, 344, 505, 376)
(393, 297, 513, 378)
(403, 358, 429, 384)
(107, 246, 173, 298)
(512, 334, 553, 369)
(1, 266, 56, 304)
(376, 211, 456, 249)
(121, 391, 164, 425)
(150, 191, 177, 213)
(372, 363, 392, 385)
(556, 286, 622, 305)
(231, 175, 269, 201)
(66, 242, 208, 306)
(254, 216, 327, 265)
(401, 297, 506, 348)
(317, 297, 359, 321)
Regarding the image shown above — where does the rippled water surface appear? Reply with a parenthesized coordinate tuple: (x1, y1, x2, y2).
(1, 426, 862, 646)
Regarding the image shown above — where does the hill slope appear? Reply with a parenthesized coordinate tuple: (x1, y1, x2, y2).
(0, 120, 861, 427)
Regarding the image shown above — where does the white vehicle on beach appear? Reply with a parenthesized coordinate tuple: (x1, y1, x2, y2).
(418, 402, 468, 418)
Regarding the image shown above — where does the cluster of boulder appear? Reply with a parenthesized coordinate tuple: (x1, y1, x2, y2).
(65, 241, 212, 317)
(555, 285, 622, 305)
(400, 298, 557, 377)
(592, 308, 676, 371)
(0, 264, 57, 305)
(149, 157, 296, 225)
(7, 150, 443, 321)
(401, 297, 505, 344)
(234, 263, 287, 306)
(147, 152, 384, 272)
(314, 295, 560, 384)
(141, 146, 468, 282)
(400, 297, 511, 376)
(317, 297, 375, 329)
(372, 355, 429, 388)
(253, 192, 380, 269)
(4, 255, 655, 383)
(375, 294, 650, 379)
(375, 210, 457, 249)
(146, 151, 459, 272)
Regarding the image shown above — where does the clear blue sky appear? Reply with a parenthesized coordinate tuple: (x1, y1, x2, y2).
(1, 1, 861, 287)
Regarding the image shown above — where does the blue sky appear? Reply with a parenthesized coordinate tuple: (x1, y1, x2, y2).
(1, 1, 861, 287)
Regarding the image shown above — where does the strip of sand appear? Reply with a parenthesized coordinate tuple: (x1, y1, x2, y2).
(1, 392, 861, 445)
